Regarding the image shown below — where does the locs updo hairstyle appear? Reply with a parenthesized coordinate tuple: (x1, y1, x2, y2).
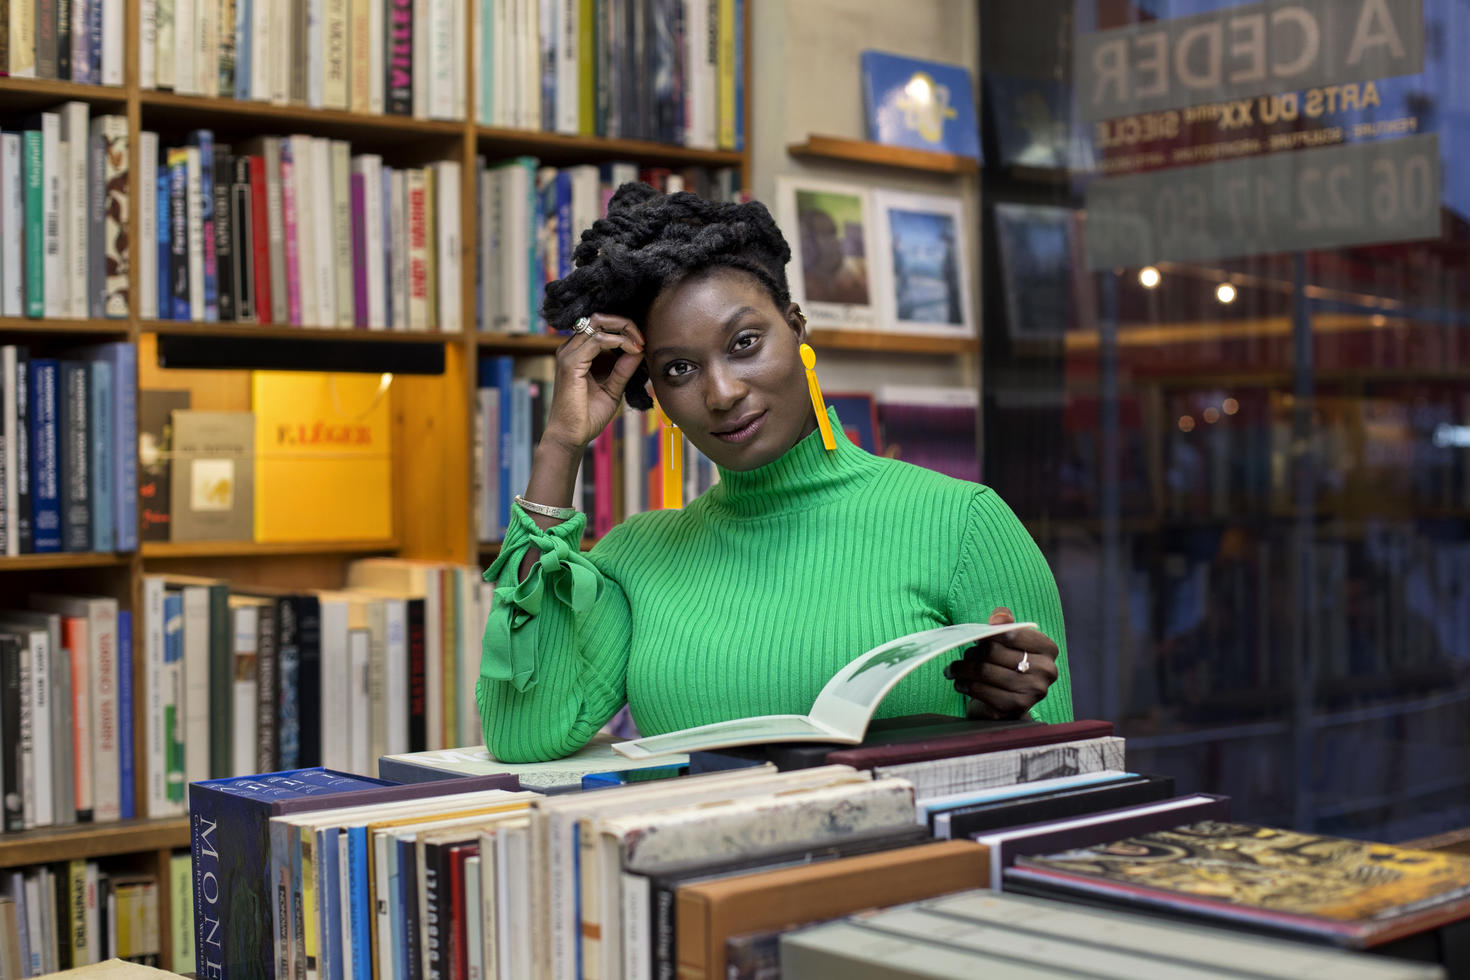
(540, 182, 794, 411)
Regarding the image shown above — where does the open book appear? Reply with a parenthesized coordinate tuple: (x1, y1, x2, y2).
(613, 621, 1035, 759)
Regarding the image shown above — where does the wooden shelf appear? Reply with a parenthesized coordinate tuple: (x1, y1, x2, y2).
(808, 328, 978, 355)
(143, 539, 399, 559)
(787, 134, 980, 175)
(476, 126, 742, 168)
(138, 92, 465, 142)
(0, 316, 131, 336)
(0, 817, 189, 869)
(0, 77, 128, 112)
(475, 333, 564, 354)
(0, 552, 132, 571)
(144, 321, 459, 343)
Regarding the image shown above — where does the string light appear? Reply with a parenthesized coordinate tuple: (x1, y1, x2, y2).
(1216, 283, 1237, 304)
(1139, 266, 1161, 289)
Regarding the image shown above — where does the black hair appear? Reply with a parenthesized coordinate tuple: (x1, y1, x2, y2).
(541, 182, 793, 410)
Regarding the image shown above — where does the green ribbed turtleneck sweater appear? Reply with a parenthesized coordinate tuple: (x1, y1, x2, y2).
(477, 408, 1072, 762)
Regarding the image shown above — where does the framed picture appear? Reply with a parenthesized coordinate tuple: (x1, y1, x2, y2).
(870, 190, 975, 337)
(777, 176, 879, 329)
(825, 392, 882, 455)
(992, 202, 1075, 341)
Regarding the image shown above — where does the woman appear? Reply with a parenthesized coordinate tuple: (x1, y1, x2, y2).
(479, 184, 1070, 762)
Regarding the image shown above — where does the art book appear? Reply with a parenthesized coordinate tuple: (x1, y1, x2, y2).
(1007, 821, 1470, 954)
(613, 622, 1032, 759)
(860, 50, 981, 160)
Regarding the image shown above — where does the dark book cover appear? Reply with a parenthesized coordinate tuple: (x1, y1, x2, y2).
(448, 843, 474, 980)
(935, 774, 1177, 839)
(231, 155, 255, 322)
(35, 0, 58, 77)
(255, 601, 278, 775)
(400, 834, 421, 980)
(14, 348, 32, 553)
(723, 930, 779, 980)
(55, 0, 70, 79)
(57, 360, 91, 552)
(406, 596, 427, 753)
(276, 595, 300, 770)
(157, 169, 171, 319)
(296, 594, 322, 767)
(28, 359, 62, 553)
(386, 0, 412, 114)
(689, 714, 1043, 773)
(646, 824, 933, 980)
(205, 582, 230, 777)
(168, 153, 189, 320)
(0, 632, 23, 831)
(189, 769, 520, 980)
(213, 146, 234, 322)
(137, 388, 190, 542)
(826, 719, 1115, 771)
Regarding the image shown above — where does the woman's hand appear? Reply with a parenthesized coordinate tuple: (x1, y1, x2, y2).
(542, 313, 646, 454)
(945, 607, 1060, 719)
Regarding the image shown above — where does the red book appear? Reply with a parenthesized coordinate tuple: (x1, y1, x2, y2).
(825, 719, 1115, 771)
(248, 155, 272, 324)
(448, 842, 475, 980)
(592, 424, 614, 537)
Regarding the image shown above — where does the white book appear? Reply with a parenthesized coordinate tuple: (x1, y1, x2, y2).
(426, 0, 454, 118)
(138, 132, 159, 319)
(184, 146, 206, 321)
(29, 594, 119, 823)
(412, 0, 429, 118)
(567, 163, 598, 253)
(432, 160, 461, 332)
(554, 0, 577, 134)
(876, 736, 1128, 803)
(269, 0, 291, 102)
(404, 167, 429, 332)
(0, 346, 17, 556)
(101, 0, 124, 84)
(23, 875, 43, 973)
(16, 626, 54, 827)
(364, 600, 389, 767)
(140, 0, 158, 87)
(259, 136, 288, 323)
(471, 0, 483, 122)
(250, 0, 271, 98)
(456, 568, 477, 747)
(141, 577, 173, 817)
(614, 622, 1034, 760)
(322, 0, 348, 109)
(351, 594, 411, 755)
(368, 0, 385, 112)
(477, 167, 496, 335)
(60, 102, 90, 319)
(466, 854, 484, 980)
(196, 0, 219, 96)
(337, 831, 354, 980)
(348, 627, 370, 774)
(453, 0, 466, 119)
(0, 135, 22, 317)
(307, 0, 326, 107)
(311, 138, 338, 327)
(623, 407, 643, 516)
(351, 155, 387, 329)
(174, 0, 197, 93)
(499, 822, 530, 980)
(41, 114, 62, 319)
(501, 162, 531, 332)
(55, 136, 71, 319)
(82, 861, 99, 964)
(388, 168, 409, 331)
(330, 140, 354, 328)
(229, 603, 259, 778)
(156, 0, 176, 89)
(318, 594, 350, 772)
(283, 136, 317, 325)
(177, 585, 211, 787)
(693, 0, 718, 148)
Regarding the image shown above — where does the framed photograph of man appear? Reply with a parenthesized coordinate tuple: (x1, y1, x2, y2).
(777, 176, 879, 329)
(870, 190, 975, 337)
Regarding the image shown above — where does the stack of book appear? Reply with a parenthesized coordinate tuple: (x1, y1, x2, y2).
(138, 558, 490, 819)
(2, 594, 132, 828)
(1, 342, 138, 556)
(0, 0, 125, 84)
(138, 130, 462, 331)
(0, 104, 130, 321)
(0, 856, 188, 975)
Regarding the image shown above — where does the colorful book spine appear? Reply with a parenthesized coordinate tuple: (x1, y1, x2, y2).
(28, 359, 60, 553)
(163, 590, 185, 807)
(190, 132, 218, 321)
(168, 149, 189, 320)
(247, 154, 273, 324)
(117, 609, 134, 820)
(23, 130, 44, 318)
(57, 361, 90, 552)
(109, 342, 138, 551)
(214, 148, 234, 322)
(157, 170, 171, 320)
(279, 140, 303, 325)
(86, 358, 112, 553)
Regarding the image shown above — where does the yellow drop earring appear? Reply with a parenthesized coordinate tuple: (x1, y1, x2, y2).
(656, 401, 684, 509)
(800, 343, 837, 451)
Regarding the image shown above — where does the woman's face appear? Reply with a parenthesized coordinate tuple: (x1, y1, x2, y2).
(643, 269, 818, 472)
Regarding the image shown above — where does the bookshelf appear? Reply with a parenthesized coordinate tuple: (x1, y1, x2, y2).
(787, 134, 982, 176)
(0, 0, 755, 968)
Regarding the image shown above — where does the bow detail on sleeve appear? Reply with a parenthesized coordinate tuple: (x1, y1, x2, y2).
(481, 523, 602, 692)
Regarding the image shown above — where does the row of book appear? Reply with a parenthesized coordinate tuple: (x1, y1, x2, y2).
(476, 160, 740, 336)
(0, 342, 138, 556)
(0, 854, 192, 978)
(0, 0, 124, 83)
(138, 131, 463, 331)
(0, 105, 129, 320)
(192, 717, 1466, 980)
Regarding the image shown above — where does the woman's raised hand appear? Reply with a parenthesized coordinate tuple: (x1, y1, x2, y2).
(543, 313, 646, 454)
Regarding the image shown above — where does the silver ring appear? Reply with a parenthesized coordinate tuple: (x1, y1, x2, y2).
(574, 316, 596, 336)
(1016, 653, 1030, 674)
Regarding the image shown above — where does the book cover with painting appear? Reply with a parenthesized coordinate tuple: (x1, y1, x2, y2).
(861, 50, 981, 160)
(168, 410, 254, 541)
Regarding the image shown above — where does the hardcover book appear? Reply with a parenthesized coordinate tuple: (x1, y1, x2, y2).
(137, 389, 190, 542)
(168, 409, 254, 542)
(1008, 821, 1470, 958)
(860, 50, 981, 160)
(379, 733, 688, 793)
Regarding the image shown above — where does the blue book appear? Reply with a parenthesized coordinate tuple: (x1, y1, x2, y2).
(580, 764, 685, 788)
(555, 170, 573, 279)
(87, 0, 102, 81)
(169, 158, 189, 321)
(157, 171, 171, 320)
(56, 361, 91, 552)
(189, 131, 219, 322)
(28, 359, 61, 553)
(860, 50, 981, 160)
(733, 0, 745, 151)
(117, 609, 134, 819)
(86, 358, 113, 553)
(346, 827, 372, 980)
(108, 342, 138, 550)
(492, 356, 514, 535)
(234, 0, 251, 100)
(318, 825, 346, 980)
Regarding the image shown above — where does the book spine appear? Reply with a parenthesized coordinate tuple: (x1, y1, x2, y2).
(255, 602, 277, 774)
(191, 134, 218, 321)
(214, 148, 235, 321)
(715, 0, 733, 149)
(219, 0, 237, 93)
(117, 609, 134, 819)
(155, 0, 174, 88)
(248, 154, 274, 323)
(208, 586, 232, 779)
(388, 169, 408, 330)
(28, 360, 60, 553)
(406, 597, 426, 752)
(87, 123, 106, 319)
(350, 172, 369, 328)
(434, 161, 460, 332)
(28, 629, 53, 827)
(91, 602, 119, 822)
(89, 0, 105, 83)
(324, 0, 349, 108)
(311, 139, 337, 326)
(87, 359, 112, 554)
(185, 145, 205, 320)
(190, 783, 225, 976)
(99, 0, 119, 82)
(163, 591, 186, 809)
(330, 140, 354, 327)
(387, 0, 412, 114)
(1, 135, 23, 318)
(139, 0, 156, 86)
(57, 361, 90, 553)
(36, 0, 57, 78)
(168, 150, 189, 320)
(142, 578, 166, 815)
(99, 118, 129, 317)
(406, 169, 428, 331)
(360, 156, 385, 329)
(174, 0, 195, 93)
(230, 156, 254, 321)
(275, 596, 299, 770)
(0, 348, 12, 557)
(70, 619, 93, 820)
(0, 636, 22, 831)
(157, 170, 172, 319)
(261, 139, 287, 324)
(23, 130, 44, 318)
(112, 342, 137, 551)
(349, 0, 370, 111)
(138, 132, 159, 319)
(62, 103, 88, 318)
(278, 139, 303, 325)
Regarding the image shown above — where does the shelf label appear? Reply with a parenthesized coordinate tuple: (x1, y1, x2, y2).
(1083, 132, 1441, 268)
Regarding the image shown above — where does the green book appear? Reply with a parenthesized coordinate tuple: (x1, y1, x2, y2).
(22, 129, 43, 317)
(170, 852, 195, 974)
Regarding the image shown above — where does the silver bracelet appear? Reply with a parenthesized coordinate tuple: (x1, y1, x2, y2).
(514, 494, 578, 521)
